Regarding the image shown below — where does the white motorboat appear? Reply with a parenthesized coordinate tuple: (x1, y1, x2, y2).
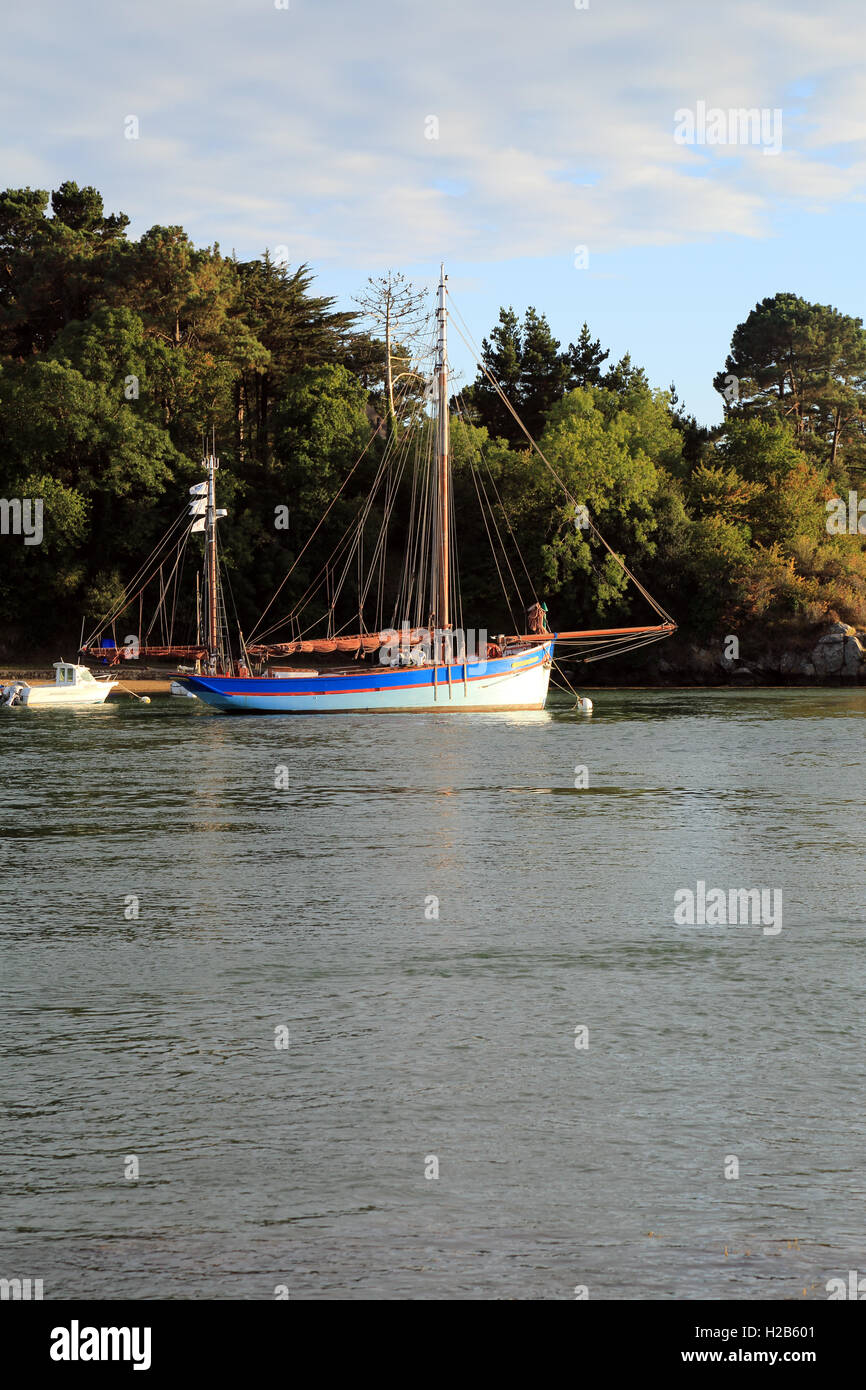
(0, 662, 116, 707)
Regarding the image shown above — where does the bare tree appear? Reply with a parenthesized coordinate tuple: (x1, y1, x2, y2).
(353, 271, 430, 434)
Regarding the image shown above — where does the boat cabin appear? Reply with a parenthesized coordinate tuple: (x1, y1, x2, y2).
(53, 662, 98, 687)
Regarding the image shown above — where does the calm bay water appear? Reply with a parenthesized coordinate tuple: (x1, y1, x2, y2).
(1, 688, 864, 1300)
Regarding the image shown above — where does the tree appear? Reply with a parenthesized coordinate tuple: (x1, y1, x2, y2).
(0, 184, 133, 357)
(518, 307, 571, 439)
(462, 307, 523, 442)
(601, 351, 649, 399)
(236, 256, 355, 465)
(714, 292, 866, 471)
(713, 417, 829, 550)
(352, 270, 429, 435)
(463, 306, 572, 443)
(566, 323, 609, 388)
(50, 181, 129, 240)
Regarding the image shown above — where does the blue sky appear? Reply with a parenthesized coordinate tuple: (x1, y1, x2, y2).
(3, 0, 865, 425)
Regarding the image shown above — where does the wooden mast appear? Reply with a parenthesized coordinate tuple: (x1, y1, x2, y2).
(205, 441, 219, 671)
(436, 264, 451, 631)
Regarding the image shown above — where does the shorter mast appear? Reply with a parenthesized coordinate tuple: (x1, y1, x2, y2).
(204, 445, 219, 672)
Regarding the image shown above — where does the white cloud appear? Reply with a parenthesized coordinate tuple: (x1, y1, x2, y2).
(1, 0, 865, 263)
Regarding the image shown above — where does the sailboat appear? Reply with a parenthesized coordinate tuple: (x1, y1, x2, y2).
(173, 267, 675, 713)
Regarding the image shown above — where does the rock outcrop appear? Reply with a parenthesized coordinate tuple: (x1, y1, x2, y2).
(632, 620, 866, 685)
(809, 622, 865, 678)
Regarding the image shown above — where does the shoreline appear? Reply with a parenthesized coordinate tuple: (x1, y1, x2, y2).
(3, 620, 865, 691)
(2, 666, 864, 693)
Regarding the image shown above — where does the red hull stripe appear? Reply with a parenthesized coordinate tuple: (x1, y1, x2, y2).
(185, 654, 547, 698)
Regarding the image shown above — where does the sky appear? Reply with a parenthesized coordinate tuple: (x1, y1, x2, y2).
(3, 0, 866, 424)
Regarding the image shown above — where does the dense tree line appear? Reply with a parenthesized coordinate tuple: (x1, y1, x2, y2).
(1, 181, 864, 657)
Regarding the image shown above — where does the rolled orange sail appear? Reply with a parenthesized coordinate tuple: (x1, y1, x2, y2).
(507, 623, 677, 642)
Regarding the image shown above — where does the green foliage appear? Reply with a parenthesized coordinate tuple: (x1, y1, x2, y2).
(1, 181, 865, 656)
(0, 472, 90, 629)
(715, 292, 866, 471)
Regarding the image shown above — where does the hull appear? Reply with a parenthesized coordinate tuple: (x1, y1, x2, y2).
(177, 643, 553, 713)
(22, 683, 115, 706)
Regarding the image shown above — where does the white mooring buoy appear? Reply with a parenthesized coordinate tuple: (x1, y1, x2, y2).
(576, 695, 593, 714)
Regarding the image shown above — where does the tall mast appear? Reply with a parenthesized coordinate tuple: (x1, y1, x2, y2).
(436, 263, 451, 630)
(205, 442, 219, 670)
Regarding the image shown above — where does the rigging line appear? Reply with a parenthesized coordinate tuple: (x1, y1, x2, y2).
(553, 634, 661, 656)
(221, 553, 244, 651)
(454, 391, 538, 605)
(361, 365, 430, 605)
(395, 424, 422, 620)
(554, 630, 672, 663)
(259, 401, 421, 640)
(469, 456, 518, 624)
(400, 416, 434, 628)
(447, 459, 466, 641)
(156, 563, 165, 645)
(375, 444, 401, 630)
(447, 302, 676, 628)
(381, 353, 434, 627)
(148, 558, 171, 643)
(143, 528, 197, 642)
(350, 435, 409, 612)
(327, 439, 402, 617)
(416, 431, 434, 626)
(247, 419, 385, 642)
(299, 402, 420, 637)
(263, 345, 431, 643)
(359, 458, 402, 614)
(469, 444, 526, 616)
(369, 429, 414, 590)
(100, 507, 190, 618)
(169, 534, 188, 647)
(467, 454, 520, 632)
(255, 484, 378, 642)
(553, 624, 671, 646)
(97, 527, 176, 645)
(477, 439, 538, 603)
(270, 442, 415, 645)
(82, 504, 193, 646)
(550, 658, 580, 707)
(581, 632, 673, 663)
(453, 399, 526, 620)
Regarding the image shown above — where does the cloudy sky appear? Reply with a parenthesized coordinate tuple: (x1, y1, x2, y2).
(3, 0, 866, 422)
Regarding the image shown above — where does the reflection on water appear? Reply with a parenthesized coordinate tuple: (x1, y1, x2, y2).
(1, 688, 865, 1299)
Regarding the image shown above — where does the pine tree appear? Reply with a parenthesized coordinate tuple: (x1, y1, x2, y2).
(566, 323, 609, 388)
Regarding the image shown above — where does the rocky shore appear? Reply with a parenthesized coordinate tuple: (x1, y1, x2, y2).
(592, 620, 866, 686)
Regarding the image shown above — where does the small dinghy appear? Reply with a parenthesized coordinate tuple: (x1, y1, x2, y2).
(0, 661, 116, 707)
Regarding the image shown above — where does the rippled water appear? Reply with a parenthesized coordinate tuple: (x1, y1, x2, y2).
(1, 688, 864, 1299)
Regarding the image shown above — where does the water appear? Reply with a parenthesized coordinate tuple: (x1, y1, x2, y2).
(1, 688, 864, 1300)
